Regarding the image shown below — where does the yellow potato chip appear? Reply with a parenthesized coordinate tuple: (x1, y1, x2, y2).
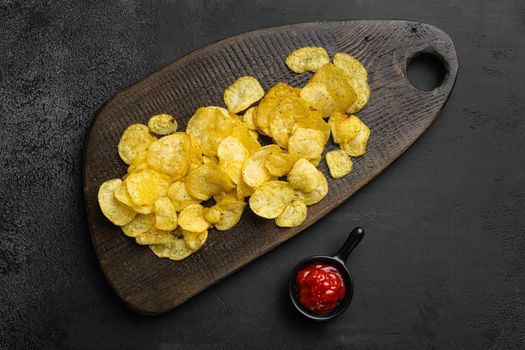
(275, 200, 307, 227)
(154, 197, 178, 230)
(202, 155, 219, 165)
(148, 113, 178, 136)
(329, 112, 362, 144)
(121, 213, 155, 237)
(236, 177, 254, 199)
(127, 151, 149, 174)
(242, 107, 258, 130)
(186, 106, 233, 156)
(287, 158, 321, 193)
(218, 136, 249, 184)
(114, 181, 153, 214)
(189, 136, 203, 171)
(182, 229, 208, 250)
(203, 205, 225, 224)
(285, 47, 330, 73)
(125, 169, 171, 207)
(264, 150, 296, 177)
(294, 170, 328, 205)
(249, 181, 294, 219)
(98, 179, 136, 226)
(118, 124, 156, 165)
(135, 227, 178, 245)
(326, 149, 353, 178)
(178, 204, 211, 232)
(341, 122, 371, 157)
(215, 200, 246, 231)
(300, 63, 357, 115)
(224, 76, 265, 114)
(255, 83, 296, 135)
(248, 130, 259, 142)
(346, 78, 370, 114)
(149, 234, 194, 261)
(147, 132, 191, 180)
(288, 127, 325, 161)
(166, 181, 199, 211)
(269, 109, 296, 148)
(213, 189, 238, 203)
(185, 163, 235, 201)
(231, 122, 261, 154)
(295, 113, 330, 144)
(309, 156, 322, 167)
(242, 145, 280, 188)
(333, 53, 368, 81)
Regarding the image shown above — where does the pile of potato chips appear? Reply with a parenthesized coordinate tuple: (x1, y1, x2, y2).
(98, 46, 371, 261)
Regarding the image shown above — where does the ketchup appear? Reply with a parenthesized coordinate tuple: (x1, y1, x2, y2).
(295, 262, 346, 314)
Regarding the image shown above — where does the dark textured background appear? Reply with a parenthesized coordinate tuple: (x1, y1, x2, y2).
(1, 0, 524, 349)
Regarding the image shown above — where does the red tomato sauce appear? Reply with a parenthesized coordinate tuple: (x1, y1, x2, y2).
(295, 262, 347, 314)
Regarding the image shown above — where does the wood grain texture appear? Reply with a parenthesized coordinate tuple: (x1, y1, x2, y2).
(83, 20, 458, 315)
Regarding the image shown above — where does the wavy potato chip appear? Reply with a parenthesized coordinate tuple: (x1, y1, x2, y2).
(149, 234, 194, 261)
(231, 123, 261, 155)
(295, 114, 330, 144)
(125, 169, 171, 207)
(264, 150, 296, 177)
(341, 122, 371, 157)
(135, 227, 178, 245)
(148, 114, 178, 136)
(333, 53, 368, 82)
(167, 181, 199, 211)
(275, 200, 307, 227)
(288, 158, 321, 193)
(147, 132, 191, 179)
(213, 189, 238, 203)
(118, 124, 156, 165)
(203, 205, 225, 224)
(326, 149, 353, 178)
(121, 213, 155, 237)
(127, 151, 149, 174)
(114, 182, 152, 214)
(346, 78, 370, 114)
(268, 96, 312, 148)
(215, 200, 246, 231)
(189, 136, 203, 171)
(178, 204, 211, 232)
(285, 47, 330, 73)
(293, 170, 328, 205)
(241, 145, 280, 188)
(202, 155, 219, 165)
(242, 107, 258, 130)
(249, 181, 294, 219)
(154, 196, 178, 230)
(288, 127, 325, 161)
(236, 177, 254, 199)
(329, 113, 362, 144)
(182, 229, 208, 250)
(309, 156, 322, 167)
(255, 83, 296, 135)
(218, 136, 249, 184)
(186, 106, 233, 156)
(185, 162, 235, 201)
(300, 82, 334, 116)
(224, 76, 265, 114)
(98, 179, 136, 226)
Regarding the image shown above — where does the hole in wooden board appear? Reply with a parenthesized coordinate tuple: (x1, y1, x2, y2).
(407, 52, 446, 90)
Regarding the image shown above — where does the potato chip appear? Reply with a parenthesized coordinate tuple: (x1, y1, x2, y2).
(288, 158, 321, 193)
(121, 213, 155, 237)
(269, 96, 312, 148)
(218, 136, 249, 184)
(295, 113, 330, 144)
(213, 189, 238, 203)
(346, 78, 370, 114)
(285, 47, 330, 73)
(341, 122, 370, 157)
(242, 107, 258, 130)
(255, 83, 295, 135)
(202, 155, 219, 165)
(300, 63, 357, 115)
(125, 169, 171, 207)
(333, 53, 368, 81)
(275, 200, 307, 227)
(166, 181, 199, 211)
(236, 177, 254, 199)
(178, 204, 211, 232)
(329, 112, 362, 144)
(114, 181, 153, 214)
(135, 227, 178, 245)
(182, 229, 208, 250)
(203, 205, 225, 224)
(264, 150, 296, 177)
(309, 156, 322, 167)
(127, 151, 149, 174)
(231, 123, 261, 154)
(185, 162, 235, 201)
(248, 130, 259, 142)
(148, 114, 178, 136)
(147, 132, 191, 180)
(249, 181, 294, 219)
(242, 145, 280, 188)
(224, 76, 265, 113)
(186, 106, 233, 156)
(215, 200, 246, 231)
(294, 170, 328, 205)
(118, 124, 156, 165)
(98, 179, 136, 226)
(288, 127, 325, 161)
(189, 136, 203, 171)
(326, 150, 353, 178)
(154, 196, 178, 230)
(149, 234, 194, 261)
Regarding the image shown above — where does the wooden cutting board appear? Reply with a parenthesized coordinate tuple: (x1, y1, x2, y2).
(83, 20, 458, 314)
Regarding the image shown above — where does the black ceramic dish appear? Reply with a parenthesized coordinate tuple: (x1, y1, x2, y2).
(289, 227, 365, 321)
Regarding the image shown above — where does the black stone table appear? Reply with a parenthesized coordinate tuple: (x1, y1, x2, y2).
(1, 1, 524, 348)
